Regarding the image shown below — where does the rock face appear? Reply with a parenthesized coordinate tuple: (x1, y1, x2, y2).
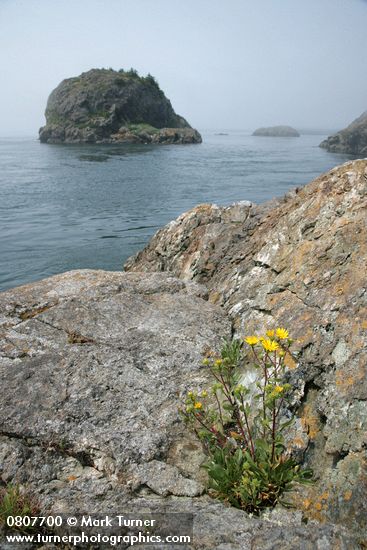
(320, 111, 367, 155)
(39, 68, 202, 144)
(126, 159, 367, 540)
(2, 161, 367, 548)
(253, 125, 300, 137)
(0, 270, 359, 547)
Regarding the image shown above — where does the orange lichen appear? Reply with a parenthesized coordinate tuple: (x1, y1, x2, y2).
(301, 404, 320, 439)
(344, 490, 352, 501)
(284, 352, 297, 370)
(292, 489, 330, 523)
(293, 436, 307, 448)
(335, 366, 364, 392)
(303, 498, 312, 510)
(209, 292, 221, 304)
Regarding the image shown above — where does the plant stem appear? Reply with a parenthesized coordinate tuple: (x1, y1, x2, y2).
(219, 373, 233, 403)
(194, 411, 227, 447)
(262, 354, 268, 438)
(271, 405, 276, 463)
(233, 407, 249, 450)
(275, 396, 284, 420)
(214, 391, 225, 431)
(240, 394, 255, 459)
(210, 369, 231, 399)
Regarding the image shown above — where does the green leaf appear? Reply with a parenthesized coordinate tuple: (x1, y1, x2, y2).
(278, 418, 294, 432)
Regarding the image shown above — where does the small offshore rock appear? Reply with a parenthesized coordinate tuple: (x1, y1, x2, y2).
(252, 125, 300, 137)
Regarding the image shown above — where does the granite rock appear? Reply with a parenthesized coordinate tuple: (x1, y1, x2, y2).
(0, 271, 227, 509)
(125, 159, 367, 538)
(0, 268, 359, 547)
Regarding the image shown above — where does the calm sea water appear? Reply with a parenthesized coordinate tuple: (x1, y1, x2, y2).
(0, 132, 353, 291)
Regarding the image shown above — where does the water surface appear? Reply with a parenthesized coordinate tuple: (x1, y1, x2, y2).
(0, 132, 353, 290)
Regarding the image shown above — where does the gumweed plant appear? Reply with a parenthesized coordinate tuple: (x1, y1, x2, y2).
(0, 484, 40, 533)
(180, 328, 312, 514)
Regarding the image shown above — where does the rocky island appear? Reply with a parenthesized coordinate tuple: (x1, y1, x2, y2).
(319, 110, 367, 155)
(253, 125, 300, 137)
(39, 68, 202, 144)
(1, 160, 367, 548)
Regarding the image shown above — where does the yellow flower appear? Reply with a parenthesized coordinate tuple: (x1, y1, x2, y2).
(187, 391, 194, 397)
(202, 358, 210, 366)
(262, 339, 279, 352)
(214, 359, 223, 367)
(245, 336, 260, 346)
(274, 385, 284, 394)
(201, 390, 208, 398)
(276, 328, 289, 340)
(266, 329, 275, 338)
(194, 402, 203, 410)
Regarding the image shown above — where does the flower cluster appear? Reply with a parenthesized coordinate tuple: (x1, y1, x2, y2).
(180, 329, 312, 514)
(245, 327, 291, 351)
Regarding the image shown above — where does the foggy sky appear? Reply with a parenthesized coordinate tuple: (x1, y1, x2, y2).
(0, 0, 366, 136)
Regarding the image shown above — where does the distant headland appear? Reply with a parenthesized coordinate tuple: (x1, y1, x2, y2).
(252, 125, 300, 137)
(319, 110, 367, 155)
(39, 68, 202, 145)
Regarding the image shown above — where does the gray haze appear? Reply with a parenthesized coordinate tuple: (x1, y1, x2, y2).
(0, 0, 366, 136)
